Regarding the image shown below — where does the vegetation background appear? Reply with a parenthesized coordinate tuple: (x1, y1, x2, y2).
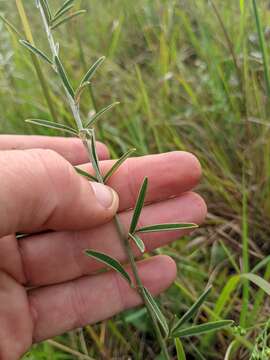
(1, 0, 270, 358)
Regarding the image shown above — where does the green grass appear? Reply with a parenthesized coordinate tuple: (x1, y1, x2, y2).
(2, 0, 270, 358)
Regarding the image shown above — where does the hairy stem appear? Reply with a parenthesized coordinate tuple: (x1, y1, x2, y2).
(38, 2, 83, 131)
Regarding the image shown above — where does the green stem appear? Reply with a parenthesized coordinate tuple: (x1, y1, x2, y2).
(113, 215, 170, 360)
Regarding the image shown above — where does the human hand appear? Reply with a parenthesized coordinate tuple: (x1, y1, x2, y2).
(0, 135, 206, 359)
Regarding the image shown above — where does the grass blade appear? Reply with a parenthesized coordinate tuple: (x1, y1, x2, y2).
(251, 255, 270, 274)
(74, 167, 98, 182)
(54, 0, 75, 18)
(172, 320, 234, 338)
(86, 102, 120, 128)
(137, 223, 198, 233)
(175, 338, 186, 360)
(80, 56, 106, 87)
(129, 233, 145, 253)
(129, 177, 148, 234)
(241, 273, 270, 296)
(252, 0, 270, 98)
(224, 340, 237, 360)
(25, 119, 77, 135)
(54, 55, 75, 98)
(0, 13, 23, 37)
(85, 250, 132, 285)
(142, 286, 169, 337)
(20, 39, 53, 64)
(171, 286, 212, 333)
(240, 174, 249, 328)
(103, 148, 136, 183)
(212, 275, 240, 318)
(51, 10, 87, 31)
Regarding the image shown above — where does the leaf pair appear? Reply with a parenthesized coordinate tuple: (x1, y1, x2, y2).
(75, 147, 136, 186)
(128, 177, 197, 253)
(51, 10, 86, 30)
(38, 0, 86, 30)
(54, 55, 105, 104)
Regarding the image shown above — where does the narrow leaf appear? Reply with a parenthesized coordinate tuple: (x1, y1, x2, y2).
(172, 320, 234, 338)
(86, 102, 120, 128)
(54, 0, 75, 18)
(20, 40, 53, 65)
(84, 131, 103, 183)
(43, 0, 52, 19)
(89, 133, 100, 173)
(129, 177, 148, 234)
(25, 119, 77, 135)
(80, 56, 106, 87)
(103, 148, 136, 183)
(175, 338, 186, 360)
(52, 4, 74, 24)
(85, 250, 132, 285)
(129, 233, 145, 253)
(51, 10, 87, 30)
(241, 273, 270, 296)
(54, 55, 75, 98)
(74, 167, 98, 182)
(142, 286, 169, 336)
(171, 286, 212, 333)
(137, 223, 198, 234)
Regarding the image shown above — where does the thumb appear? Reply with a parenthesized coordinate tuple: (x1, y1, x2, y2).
(0, 149, 119, 237)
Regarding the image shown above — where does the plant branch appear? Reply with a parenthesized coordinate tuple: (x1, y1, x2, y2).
(36, 1, 170, 358)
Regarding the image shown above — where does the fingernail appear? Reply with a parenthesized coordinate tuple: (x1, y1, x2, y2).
(91, 182, 117, 209)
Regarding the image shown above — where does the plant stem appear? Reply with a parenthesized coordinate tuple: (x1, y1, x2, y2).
(114, 215, 170, 360)
(38, 2, 83, 131)
(37, 2, 170, 358)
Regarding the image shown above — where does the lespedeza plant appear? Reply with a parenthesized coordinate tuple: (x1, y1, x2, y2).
(18, 1, 234, 357)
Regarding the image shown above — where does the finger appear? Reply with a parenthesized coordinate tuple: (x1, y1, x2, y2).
(0, 135, 109, 164)
(0, 272, 33, 360)
(0, 149, 119, 237)
(80, 151, 202, 211)
(20, 192, 206, 286)
(28, 255, 176, 342)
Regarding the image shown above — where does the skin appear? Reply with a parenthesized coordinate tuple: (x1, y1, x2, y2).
(0, 135, 207, 359)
